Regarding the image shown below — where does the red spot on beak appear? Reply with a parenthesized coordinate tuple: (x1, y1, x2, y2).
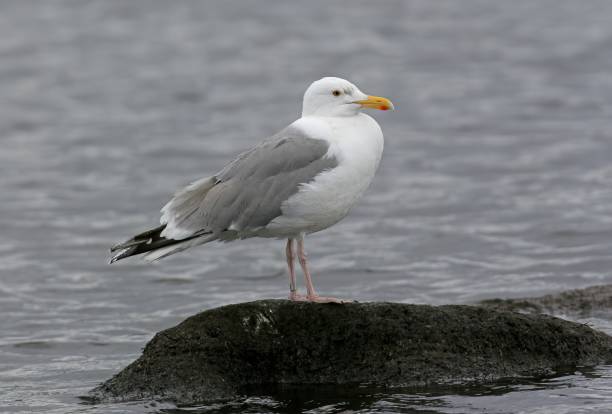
(380, 105, 389, 111)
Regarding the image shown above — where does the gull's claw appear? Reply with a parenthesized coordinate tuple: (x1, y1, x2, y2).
(306, 295, 353, 304)
(289, 291, 308, 301)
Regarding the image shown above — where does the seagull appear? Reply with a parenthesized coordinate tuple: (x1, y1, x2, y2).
(110, 77, 394, 303)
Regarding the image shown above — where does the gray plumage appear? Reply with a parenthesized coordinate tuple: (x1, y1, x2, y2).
(111, 126, 338, 262)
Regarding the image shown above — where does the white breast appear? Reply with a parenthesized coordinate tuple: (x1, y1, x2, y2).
(265, 113, 384, 237)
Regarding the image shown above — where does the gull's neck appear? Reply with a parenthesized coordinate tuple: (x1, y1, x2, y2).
(301, 105, 361, 118)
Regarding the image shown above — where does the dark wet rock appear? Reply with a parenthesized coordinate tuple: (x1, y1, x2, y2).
(90, 299, 612, 404)
(478, 284, 612, 315)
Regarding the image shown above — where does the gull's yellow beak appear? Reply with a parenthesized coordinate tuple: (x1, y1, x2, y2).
(354, 95, 394, 111)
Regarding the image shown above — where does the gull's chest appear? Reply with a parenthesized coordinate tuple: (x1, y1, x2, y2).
(275, 115, 384, 234)
(321, 117, 384, 200)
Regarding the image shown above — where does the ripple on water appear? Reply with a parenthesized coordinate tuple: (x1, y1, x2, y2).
(2, 1, 612, 413)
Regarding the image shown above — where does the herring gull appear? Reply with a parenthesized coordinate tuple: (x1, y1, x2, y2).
(110, 77, 394, 303)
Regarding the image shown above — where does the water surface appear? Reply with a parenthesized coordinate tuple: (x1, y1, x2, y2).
(2, 1, 612, 412)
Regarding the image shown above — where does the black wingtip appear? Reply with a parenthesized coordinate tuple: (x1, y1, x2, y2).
(110, 239, 146, 253)
(109, 246, 138, 264)
(109, 256, 124, 264)
(109, 251, 123, 264)
(109, 225, 168, 260)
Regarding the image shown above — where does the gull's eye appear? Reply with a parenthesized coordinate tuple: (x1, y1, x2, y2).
(332, 90, 341, 97)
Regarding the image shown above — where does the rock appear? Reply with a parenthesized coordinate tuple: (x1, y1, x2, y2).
(89, 299, 612, 404)
(478, 284, 612, 315)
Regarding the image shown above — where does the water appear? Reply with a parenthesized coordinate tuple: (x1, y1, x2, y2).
(1, 1, 612, 412)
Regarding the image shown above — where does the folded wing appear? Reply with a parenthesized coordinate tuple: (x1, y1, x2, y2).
(111, 126, 338, 263)
(161, 127, 338, 240)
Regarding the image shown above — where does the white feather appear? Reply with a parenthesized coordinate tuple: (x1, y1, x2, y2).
(160, 176, 216, 240)
(143, 237, 213, 262)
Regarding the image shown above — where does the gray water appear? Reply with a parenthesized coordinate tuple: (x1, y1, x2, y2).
(2, 1, 612, 412)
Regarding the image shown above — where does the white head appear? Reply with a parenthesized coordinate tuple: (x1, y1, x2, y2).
(302, 77, 394, 117)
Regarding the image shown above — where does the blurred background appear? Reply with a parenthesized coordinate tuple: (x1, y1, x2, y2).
(1, 1, 612, 413)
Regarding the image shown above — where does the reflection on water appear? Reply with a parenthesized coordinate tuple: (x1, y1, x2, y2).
(1, 0, 612, 413)
(151, 367, 612, 413)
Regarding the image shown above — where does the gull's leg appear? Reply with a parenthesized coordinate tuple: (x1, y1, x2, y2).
(286, 239, 306, 301)
(296, 234, 348, 304)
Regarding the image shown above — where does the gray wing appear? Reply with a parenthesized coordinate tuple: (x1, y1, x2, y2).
(160, 126, 338, 240)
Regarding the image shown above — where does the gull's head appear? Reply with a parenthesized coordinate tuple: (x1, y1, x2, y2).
(302, 77, 394, 117)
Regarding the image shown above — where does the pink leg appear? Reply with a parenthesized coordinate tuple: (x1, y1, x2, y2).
(296, 235, 350, 304)
(286, 239, 306, 301)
